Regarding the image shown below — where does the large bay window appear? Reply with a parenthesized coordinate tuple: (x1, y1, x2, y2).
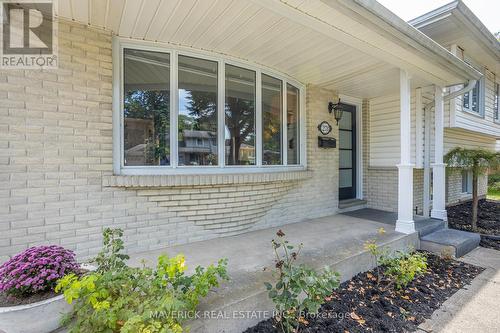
(114, 40, 305, 175)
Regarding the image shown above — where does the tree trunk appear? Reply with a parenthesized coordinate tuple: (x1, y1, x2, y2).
(472, 170, 479, 231)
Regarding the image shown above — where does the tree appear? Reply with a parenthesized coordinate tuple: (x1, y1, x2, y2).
(445, 148, 500, 230)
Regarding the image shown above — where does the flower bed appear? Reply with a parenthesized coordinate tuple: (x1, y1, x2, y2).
(447, 199, 500, 250)
(245, 252, 483, 333)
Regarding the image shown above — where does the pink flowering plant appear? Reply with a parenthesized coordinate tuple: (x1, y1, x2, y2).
(0, 245, 80, 297)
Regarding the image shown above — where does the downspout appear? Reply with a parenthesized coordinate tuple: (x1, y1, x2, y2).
(422, 79, 477, 217)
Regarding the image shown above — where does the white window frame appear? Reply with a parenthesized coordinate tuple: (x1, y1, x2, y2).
(112, 37, 306, 175)
(462, 57, 485, 117)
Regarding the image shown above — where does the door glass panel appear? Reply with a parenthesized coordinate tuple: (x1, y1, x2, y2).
(339, 169, 352, 188)
(339, 110, 352, 130)
(178, 55, 218, 166)
(262, 74, 282, 165)
(339, 131, 352, 149)
(340, 150, 352, 168)
(123, 49, 170, 166)
(225, 64, 256, 165)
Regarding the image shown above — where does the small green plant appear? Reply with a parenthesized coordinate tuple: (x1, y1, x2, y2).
(380, 251, 427, 289)
(265, 230, 340, 333)
(92, 228, 130, 272)
(363, 227, 387, 285)
(56, 228, 228, 333)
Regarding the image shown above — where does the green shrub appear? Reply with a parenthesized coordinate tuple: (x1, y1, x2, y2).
(488, 172, 500, 185)
(265, 230, 340, 333)
(56, 228, 228, 333)
(380, 251, 427, 289)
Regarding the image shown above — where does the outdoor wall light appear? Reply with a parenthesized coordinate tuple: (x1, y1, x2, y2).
(328, 98, 343, 125)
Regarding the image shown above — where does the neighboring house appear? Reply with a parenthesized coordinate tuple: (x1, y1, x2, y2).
(0, 0, 498, 260)
(178, 130, 218, 166)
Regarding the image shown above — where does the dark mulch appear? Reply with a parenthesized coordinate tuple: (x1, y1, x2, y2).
(245, 252, 483, 333)
(0, 289, 58, 307)
(447, 199, 500, 250)
(479, 237, 500, 250)
(447, 199, 500, 235)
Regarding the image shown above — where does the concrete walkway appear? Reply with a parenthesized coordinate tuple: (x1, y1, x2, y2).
(418, 247, 500, 333)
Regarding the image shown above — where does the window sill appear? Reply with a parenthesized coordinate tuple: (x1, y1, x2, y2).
(461, 109, 485, 119)
(103, 169, 313, 188)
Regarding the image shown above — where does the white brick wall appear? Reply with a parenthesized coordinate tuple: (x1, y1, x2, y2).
(0, 20, 340, 261)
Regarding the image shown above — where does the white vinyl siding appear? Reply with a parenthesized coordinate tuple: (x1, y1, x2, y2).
(444, 128, 498, 153)
(368, 91, 422, 167)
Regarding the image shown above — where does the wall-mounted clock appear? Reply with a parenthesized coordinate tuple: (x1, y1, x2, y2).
(317, 121, 332, 135)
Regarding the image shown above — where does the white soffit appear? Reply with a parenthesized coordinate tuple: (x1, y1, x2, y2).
(55, 0, 461, 97)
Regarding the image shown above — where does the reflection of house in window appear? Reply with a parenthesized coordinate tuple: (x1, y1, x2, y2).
(238, 143, 255, 165)
(178, 130, 217, 166)
(124, 118, 154, 165)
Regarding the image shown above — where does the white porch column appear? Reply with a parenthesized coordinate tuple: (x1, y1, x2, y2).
(396, 69, 415, 234)
(431, 85, 448, 221)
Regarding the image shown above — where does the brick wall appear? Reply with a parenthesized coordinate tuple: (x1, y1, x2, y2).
(446, 168, 488, 206)
(0, 20, 340, 261)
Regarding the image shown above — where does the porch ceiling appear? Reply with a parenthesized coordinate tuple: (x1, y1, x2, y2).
(56, 0, 468, 98)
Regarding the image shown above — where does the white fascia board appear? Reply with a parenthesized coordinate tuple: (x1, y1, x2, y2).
(336, 0, 482, 82)
(410, 1, 500, 63)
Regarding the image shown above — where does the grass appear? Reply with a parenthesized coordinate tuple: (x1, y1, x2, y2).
(487, 188, 500, 201)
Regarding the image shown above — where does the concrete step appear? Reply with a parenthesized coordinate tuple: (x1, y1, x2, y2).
(338, 199, 367, 213)
(414, 218, 445, 237)
(420, 228, 480, 258)
(130, 214, 419, 333)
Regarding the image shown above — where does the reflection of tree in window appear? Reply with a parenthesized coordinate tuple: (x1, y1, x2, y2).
(287, 84, 300, 165)
(178, 55, 218, 166)
(123, 49, 170, 166)
(124, 91, 170, 165)
(262, 74, 282, 165)
(225, 64, 255, 165)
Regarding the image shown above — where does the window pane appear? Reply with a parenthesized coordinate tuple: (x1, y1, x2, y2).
(339, 131, 352, 149)
(178, 55, 218, 166)
(339, 110, 352, 130)
(463, 91, 470, 109)
(461, 171, 468, 193)
(262, 74, 282, 165)
(339, 169, 352, 188)
(494, 83, 499, 120)
(225, 64, 256, 165)
(340, 150, 352, 168)
(471, 83, 479, 112)
(123, 49, 170, 166)
(287, 84, 300, 165)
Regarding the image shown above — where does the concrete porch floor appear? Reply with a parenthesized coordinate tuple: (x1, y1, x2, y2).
(129, 213, 419, 333)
